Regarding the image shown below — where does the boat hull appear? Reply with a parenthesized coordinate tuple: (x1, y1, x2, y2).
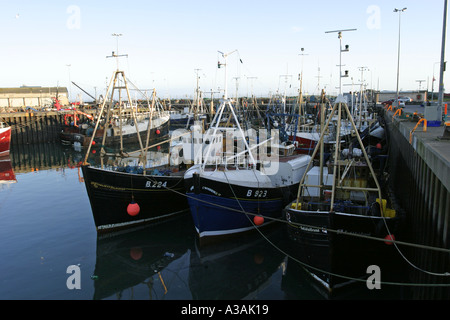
(59, 117, 170, 149)
(95, 118, 170, 149)
(0, 126, 11, 157)
(81, 165, 189, 233)
(290, 134, 317, 154)
(185, 173, 298, 244)
(169, 115, 193, 129)
(284, 206, 403, 295)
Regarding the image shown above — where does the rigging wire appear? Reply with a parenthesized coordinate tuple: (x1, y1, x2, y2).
(119, 158, 450, 288)
(84, 93, 450, 287)
(92, 94, 450, 282)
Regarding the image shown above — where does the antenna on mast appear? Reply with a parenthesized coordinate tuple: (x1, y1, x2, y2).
(325, 28, 356, 94)
(107, 33, 128, 71)
(217, 50, 238, 99)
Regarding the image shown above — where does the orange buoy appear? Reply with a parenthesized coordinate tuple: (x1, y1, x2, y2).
(130, 247, 143, 260)
(254, 253, 264, 264)
(253, 215, 264, 226)
(127, 201, 140, 216)
(384, 234, 395, 245)
(92, 140, 96, 145)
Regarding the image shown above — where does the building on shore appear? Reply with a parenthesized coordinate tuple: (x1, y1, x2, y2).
(0, 86, 69, 111)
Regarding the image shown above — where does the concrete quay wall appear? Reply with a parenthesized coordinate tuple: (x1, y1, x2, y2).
(384, 106, 449, 299)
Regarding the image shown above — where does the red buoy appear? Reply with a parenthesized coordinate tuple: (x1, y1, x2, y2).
(254, 253, 264, 264)
(384, 234, 395, 245)
(130, 247, 143, 260)
(127, 201, 140, 216)
(376, 143, 382, 149)
(92, 140, 96, 145)
(253, 215, 264, 226)
(156, 129, 161, 135)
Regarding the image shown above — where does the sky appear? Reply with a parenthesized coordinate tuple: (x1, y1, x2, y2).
(0, 0, 448, 101)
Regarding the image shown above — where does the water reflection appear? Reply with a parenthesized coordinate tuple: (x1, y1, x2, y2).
(92, 214, 195, 300)
(10, 142, 94, 173)
(0, 156, 16, 187)
(5, 142, 410, 300)
(189, 227, 286, 300)
(91, 215, 293, 300)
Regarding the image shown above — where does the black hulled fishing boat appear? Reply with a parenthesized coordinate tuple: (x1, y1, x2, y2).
(81, 68, 189, 233)
(283, 94, 404, 296)
(283, 31, 405, 295)
(82, 152, 188, 233)
(183, 50, 311, 245)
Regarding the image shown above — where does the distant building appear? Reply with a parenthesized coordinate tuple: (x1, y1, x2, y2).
(376, 90, 428, 103)
(0, 86, 69, 109)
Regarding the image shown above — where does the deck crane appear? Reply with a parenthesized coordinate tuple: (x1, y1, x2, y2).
(71, 81, 97, 103)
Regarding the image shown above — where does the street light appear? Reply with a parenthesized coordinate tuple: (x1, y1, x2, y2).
(432, 61, 440, 100)
(394, 7, 407, 107)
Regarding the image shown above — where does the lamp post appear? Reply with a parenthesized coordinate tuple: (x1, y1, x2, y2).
(432, 61, 440, 100)
(394, 7, 407, 108)
(438, 0, 448, 119)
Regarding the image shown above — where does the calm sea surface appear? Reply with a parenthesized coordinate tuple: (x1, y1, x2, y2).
(0, 142, 411, 300)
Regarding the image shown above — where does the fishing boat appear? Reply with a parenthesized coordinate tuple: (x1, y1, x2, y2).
(286, 101, 364, 155)
(81, 68, 190, 233)
(59, 110, 96, 145)
(59, 101, 170, 150)
(283, 95, 404, 296)
(82, 150, 189, 233)
(169, 84, 209, 130)
(169, 107, 194, 129)
(0, 122, 12, 157)
(184, 50, 311, 245)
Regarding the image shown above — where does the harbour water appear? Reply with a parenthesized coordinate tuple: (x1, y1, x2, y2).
(0, 142, 412, 301)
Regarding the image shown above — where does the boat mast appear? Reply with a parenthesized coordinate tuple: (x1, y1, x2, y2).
(295, 28, 383, 213)
(83, 34, 145, 165)
(202, 50, 256, 170)
(298, 48, 308, 129)
(326, 29, 354, 210)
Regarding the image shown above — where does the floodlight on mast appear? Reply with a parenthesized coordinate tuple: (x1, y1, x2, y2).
(325, 28, 357, 94)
